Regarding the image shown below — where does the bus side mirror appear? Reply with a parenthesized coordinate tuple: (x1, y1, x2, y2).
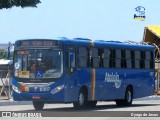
(69, 52, 75, 68)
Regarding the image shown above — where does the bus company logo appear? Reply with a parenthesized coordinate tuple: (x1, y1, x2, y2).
(2, 112, 12, 117)
(134, 6, 146, 21)
(105, 72, 121, 88)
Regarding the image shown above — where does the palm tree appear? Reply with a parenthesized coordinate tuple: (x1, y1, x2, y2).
(0, 0, 41, 9)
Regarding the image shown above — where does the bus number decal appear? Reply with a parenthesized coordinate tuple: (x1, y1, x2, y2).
(39, 86, 50, 92)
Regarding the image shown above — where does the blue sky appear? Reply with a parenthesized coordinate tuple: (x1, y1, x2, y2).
(0, 0, 160, 43)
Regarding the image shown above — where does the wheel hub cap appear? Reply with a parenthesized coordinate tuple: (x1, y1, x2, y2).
(79, 93, 84, 106)
(127, 91, 132, 102)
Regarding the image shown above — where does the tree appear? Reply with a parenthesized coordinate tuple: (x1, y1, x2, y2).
(0, 50, 7, 59)
(0, 50, 13, 59)
(0, 0, 41, 9)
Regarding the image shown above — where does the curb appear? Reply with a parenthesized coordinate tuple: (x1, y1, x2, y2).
(135, 95, 160, 101)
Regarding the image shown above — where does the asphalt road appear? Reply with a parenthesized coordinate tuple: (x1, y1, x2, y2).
(0, 100, 160, 111)
(1, 99, 160, 119)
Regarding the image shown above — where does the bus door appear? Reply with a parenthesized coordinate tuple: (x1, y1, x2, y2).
(65, 47, 78, 101)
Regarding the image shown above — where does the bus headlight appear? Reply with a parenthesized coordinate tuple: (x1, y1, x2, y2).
(12, 85, 21, 93)
(51, 85, 64, 94)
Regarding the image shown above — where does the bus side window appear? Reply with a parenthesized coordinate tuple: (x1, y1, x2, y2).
(145, 51, 153, 69)
(135, 50, 141, 59)
(135, 60, 140, 69)
(115, 49, 121, 68)
(135, 50, 140, 69)
(103, 49, 110, 68)
(145, 60, 150, 69)
(90, 48, 100, 68)
(146, 51, 151, 59)
(104, 49, 110, 58)
(109, 49, 116, 68)
(78, 47, 89, 67)
(131, 50, 135, 68)
(126, 50, 131, 59)
(127, 60, 132, 68)
(126, 50, 132, 69)
(78, 58, 88, 67)
(121, 50, 126, 68)
(140, 51, 145, 69)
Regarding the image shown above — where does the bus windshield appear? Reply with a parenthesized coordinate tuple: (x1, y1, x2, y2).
(13, 49, 63, 79)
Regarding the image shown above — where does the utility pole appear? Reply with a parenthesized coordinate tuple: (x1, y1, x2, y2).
(6, 42, 14, 60)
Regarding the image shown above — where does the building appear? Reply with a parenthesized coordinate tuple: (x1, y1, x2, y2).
(143, 25, 160, 44)
(143, 25, 160, 94)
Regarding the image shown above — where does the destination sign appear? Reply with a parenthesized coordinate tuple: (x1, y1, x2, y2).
(15, 40, 61, 47)
(22, 41, 53, 46)
(18, 51, 29, 54)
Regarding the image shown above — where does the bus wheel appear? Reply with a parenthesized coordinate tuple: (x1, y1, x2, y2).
(124, 87, 133, 106)
(116, 87, 133, 106)
(73, 89, 87, 109)
(33, 101, 44, 110)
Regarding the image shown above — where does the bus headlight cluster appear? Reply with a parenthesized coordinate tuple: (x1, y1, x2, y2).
(51, 85, 64, 94)
(12, 85, 21, 93)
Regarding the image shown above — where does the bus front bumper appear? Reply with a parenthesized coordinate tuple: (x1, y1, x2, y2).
(12, 90, 65, 103)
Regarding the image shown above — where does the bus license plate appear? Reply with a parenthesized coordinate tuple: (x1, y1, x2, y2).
(32, 96, 41, 100)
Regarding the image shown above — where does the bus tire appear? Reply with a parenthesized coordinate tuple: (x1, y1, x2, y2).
(73, 89, 87, 109)
(124, 87, 133, 106)
(33, 101, 44, 110)
(116, 87, 133, 106)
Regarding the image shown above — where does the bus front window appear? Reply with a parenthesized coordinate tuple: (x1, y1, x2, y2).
(14, 50, 63, 79)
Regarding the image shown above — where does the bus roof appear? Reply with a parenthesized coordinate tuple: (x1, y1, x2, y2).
(61, 38, 155, 50)
(15, 38, 155, 50)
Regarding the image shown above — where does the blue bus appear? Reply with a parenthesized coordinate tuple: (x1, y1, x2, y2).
(12, 38, 155, 110)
